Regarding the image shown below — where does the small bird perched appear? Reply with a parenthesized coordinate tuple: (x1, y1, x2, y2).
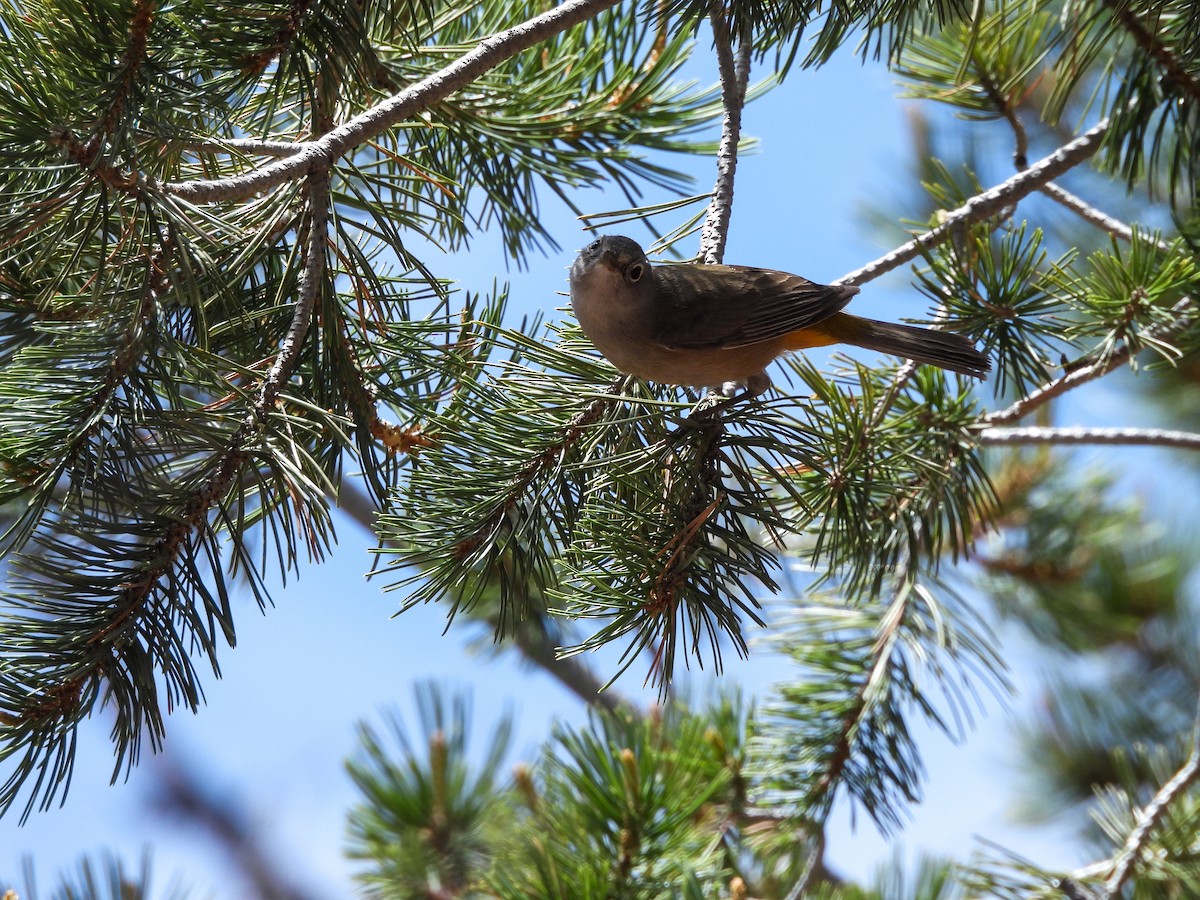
(569, 235, 990, 394)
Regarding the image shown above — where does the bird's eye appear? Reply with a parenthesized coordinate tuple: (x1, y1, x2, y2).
(627, 263, 645, 282)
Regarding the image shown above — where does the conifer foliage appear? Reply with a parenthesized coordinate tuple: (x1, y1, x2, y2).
(1, 0, 1199, 896)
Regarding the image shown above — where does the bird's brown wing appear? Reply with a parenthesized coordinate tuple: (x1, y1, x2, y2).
(649, 263, 859, 350)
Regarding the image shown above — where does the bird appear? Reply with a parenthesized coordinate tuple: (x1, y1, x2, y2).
(569, 234, 989, 394)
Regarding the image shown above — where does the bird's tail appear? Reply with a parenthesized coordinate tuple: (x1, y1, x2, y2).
(825, 313, 991, 378)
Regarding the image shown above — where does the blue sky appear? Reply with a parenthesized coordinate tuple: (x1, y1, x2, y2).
(3, 25, 1192, 898)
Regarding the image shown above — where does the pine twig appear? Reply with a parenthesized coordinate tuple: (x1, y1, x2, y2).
(96, 0, 156, 139)
(782, 831, 826, 900)
(978, 66, 1028, 170)
(835, 119, 1111, 287)
(975, 425, 1200, 451)
(453, 377, 629, 562)
(15, 171, 332, 729)
(1038, 183, 1144, 244)
(163, 0, 622, 203)
(984, 59, 1168, 262)
(814, 581, 909, 816)
(1106, 0, 1200, 105)
(258, 169, 330, 405)
(985, 65, 1155, 253)
(985, 296, 1196, 425)
(699, 7, 751, 265)
(1040, 182, 1175, 252)
(1100, 700, 1200, 898)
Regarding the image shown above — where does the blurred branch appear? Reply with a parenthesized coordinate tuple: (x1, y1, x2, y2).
(1100, 702, 1200, 898)
(978, 65, 1028, 170)
(339, 482, 630, 714)
(975, 425, 1200, 451)
(836, 119, 1110, 287)
(163, 0, 623, 202)
(1039, 182, 1175, 252)
(512, 618, 627, 714)
(778, 578, 914, 900)
(782, 832, 826, 900)
(148, 755, 322, 900)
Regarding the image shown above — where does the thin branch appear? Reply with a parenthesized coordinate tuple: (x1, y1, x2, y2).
(162, 0, 622, 203)
(835, 119, 1111, 287)
(1100, 700, 1200, 898)
(985, 296, 1196, 425)
(452, 377, 629, 563)
(775, 577, 917, 900)
(95, 0, 156, 140)
(818, 581, 908, 812)
(1041, 182, 1175, 252)
(258, 169, 330, 404)
(978, 66, 1028, 169)
(975, 425, 1200, 451)
(699, 7, 751, 265)
(1040, 182, 1135, 242)
(988, 57, 1143, 251)
(513, 620, 627, 714)
(1058, 879, 1101, 900)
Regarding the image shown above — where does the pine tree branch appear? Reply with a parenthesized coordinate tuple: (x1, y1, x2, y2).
(984, 296, 1197, 425)
(699, 7, 751, 266)
(782, 831, 825, 900)
(453, 377, 629, 567)
(835, 119, 1111, 287)
(975, 425, 1200, 451)
(15, 171, 332, 730)
(980, 45, 1162, 253)
(981, 53, 1149, 251)
(96, 0, 156, 140)
(260, 170, 330, 405)
(1058, 879, 1101, 900)
(1105, 0, 1200, 106)
(162, 0, 623, 203)
(49, 0, 158, 194)
(812, 580, 910, 812)
(240, 0, 310, 78)
(512, 619, 628, 714)
(51, 126, 140, 192)
(1100, 701, 1200, 899)
(773, 579, 918, 900)
(1038, 183, 1173, 255)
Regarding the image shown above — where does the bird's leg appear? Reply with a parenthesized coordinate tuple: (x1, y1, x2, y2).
(719, 370, 771, 401)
